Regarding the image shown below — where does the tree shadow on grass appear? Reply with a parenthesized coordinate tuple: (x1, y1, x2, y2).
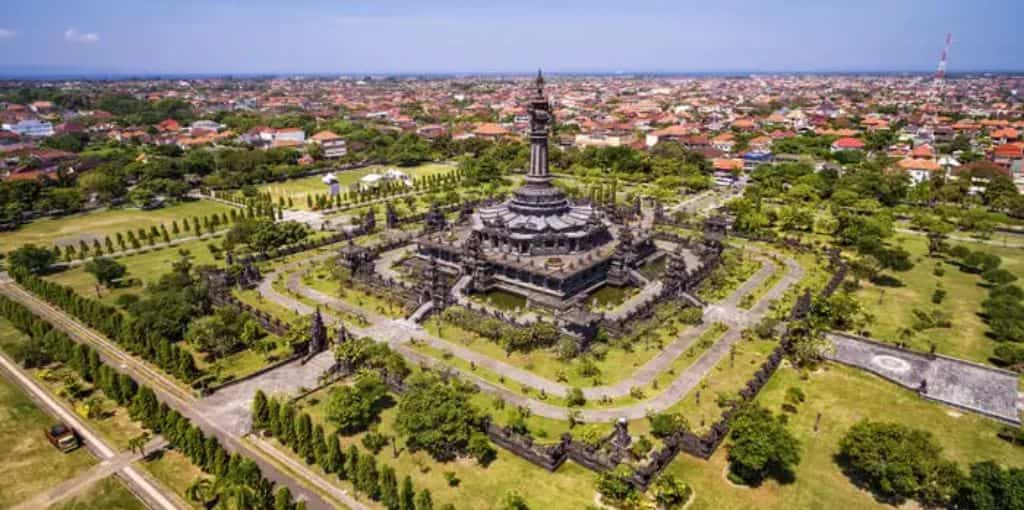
(870, 275, 904, 288)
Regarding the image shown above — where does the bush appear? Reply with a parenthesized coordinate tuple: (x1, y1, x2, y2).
(679, 307, 703, 325)
(630, 435, 653, 458)
(993, 343, 1024, 367)
(652, 474, 692, 509)
(361, 430, 390, 454)
(467, 432, 496, 466)
(982, 268, 1018, 286)
(931, 288, 946, 304)
(595, 465, 638, 506)
(649, 412, 688, 439)
(565, 387, 586, 407)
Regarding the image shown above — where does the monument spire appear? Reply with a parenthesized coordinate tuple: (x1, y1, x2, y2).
(527, 69, 552, 180)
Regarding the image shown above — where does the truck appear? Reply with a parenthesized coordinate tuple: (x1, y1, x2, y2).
(45, 423, 80, 452)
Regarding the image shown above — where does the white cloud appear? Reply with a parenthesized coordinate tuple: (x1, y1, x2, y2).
(65, 28, 99, 44)
(0, 29, 16, 39)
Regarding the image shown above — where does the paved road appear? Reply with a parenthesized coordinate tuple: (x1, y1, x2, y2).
(258, 246, 803, 421)
(0, 350, 181, 510)
(0, 281, 365, 510)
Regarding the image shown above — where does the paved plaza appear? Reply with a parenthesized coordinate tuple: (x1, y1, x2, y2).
(826, 332, 1021, 425)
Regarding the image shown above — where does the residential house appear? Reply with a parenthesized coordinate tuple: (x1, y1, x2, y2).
(830, 137, 864, 153)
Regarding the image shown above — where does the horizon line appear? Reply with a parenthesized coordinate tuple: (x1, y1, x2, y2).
(1, 68, 1023, 81)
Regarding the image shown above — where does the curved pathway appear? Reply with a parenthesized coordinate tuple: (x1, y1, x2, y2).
(258, 247, 803, 421)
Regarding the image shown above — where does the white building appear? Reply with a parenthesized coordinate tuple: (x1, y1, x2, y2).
(3, 119, 54, 137)
(274, 128, 306, 144)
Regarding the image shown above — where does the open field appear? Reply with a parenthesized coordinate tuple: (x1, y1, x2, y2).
(0, 200, 234, 255)
(0, 324, 97, 508)
(664, 362, 1024, 510)
(257, 163, 455, 210)
(852, 232, 1024, 364)
(52, 475, 148, 510)
(44, 236, 224, 306)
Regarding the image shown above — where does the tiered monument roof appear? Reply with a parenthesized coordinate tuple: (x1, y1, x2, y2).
(474, 71, 607, 247)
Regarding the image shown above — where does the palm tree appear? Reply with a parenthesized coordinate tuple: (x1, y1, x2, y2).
(127, 431, 152, 457)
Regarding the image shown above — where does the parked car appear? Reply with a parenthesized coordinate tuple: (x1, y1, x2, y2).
(45, 423, 80, 452)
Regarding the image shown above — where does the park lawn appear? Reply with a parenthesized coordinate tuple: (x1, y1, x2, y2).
(0, 326, 97, 508)
(44, 237, 224, 306)
(0, 200, 234, 255)
(258, 163, 455, 210)
(179, 335, 292, 386)
(292, 388, 601, 510)
(852, 233, 1024, 364)
(52, 475, 148, 510)
(663, 363, 1024, 510)
(141, 448, 210, 510)
(421, 313, 688, 389)
(303, 266, 410, 319)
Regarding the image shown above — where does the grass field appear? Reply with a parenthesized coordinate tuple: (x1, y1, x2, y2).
(141, 449, 209, 510)
(258, 163, 455, 210)
(52, 475, 147, 510)
(852, 233, 1024, 364)
(663, 362, 1024, 510)
(44, 237, 224, 306)
(0, 324, 97, 508)
(0, 200, 234, 255)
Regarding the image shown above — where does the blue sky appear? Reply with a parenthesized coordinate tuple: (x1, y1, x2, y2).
(0, 0, 1021, 74)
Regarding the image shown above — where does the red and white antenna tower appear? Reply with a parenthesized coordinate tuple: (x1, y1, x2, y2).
(935, 33, 952, 80)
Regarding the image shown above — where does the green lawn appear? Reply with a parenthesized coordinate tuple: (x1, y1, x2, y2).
(52, 475, 148, 510)
(663, 363, 1024, 510)
(0, 200, 234, 255)
(0, 324, 97, 508)
(852, 233, 1024, 364)
(258, 163, 455, 210)
(44, 237, 224, 306)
